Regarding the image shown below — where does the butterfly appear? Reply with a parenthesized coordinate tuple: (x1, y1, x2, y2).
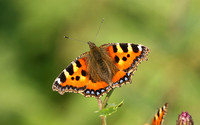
(52, 41, 150, 98)
(152, 103, 168, 125)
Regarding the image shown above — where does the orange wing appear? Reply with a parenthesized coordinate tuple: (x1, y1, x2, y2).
(152, 103, 168, 125)
(100, 43, 150, 88)
(101, 43, 150, 73)
(53, 43, 150, 98)
(52, 52, 112, 98)
(52, 53, 90, 95)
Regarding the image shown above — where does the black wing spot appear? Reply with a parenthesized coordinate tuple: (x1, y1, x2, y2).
(120, 43, 128, 52)
(71, 77, 74, 80)
(114, 55, 120, 63)
(122, 56, 127, 61)
(75, 60, 82, 68)
(127, 54, 130, 57)
(157, 110, 160, 117)
(131, 44, 139, 53)
(81, 70, 87, 76)
(54, 81, 59, 86)
(59, 72, 66, 83)
(76, 76, 80, 81)
(66, 64, 74, 75)
(113, 45, 117, 53)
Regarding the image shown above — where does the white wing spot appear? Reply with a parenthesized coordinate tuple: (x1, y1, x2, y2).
(56, 78, 61, 84)
(127, 43, 132, 52)
(73, 62, 79, 72)
(138, 45, 142, 51)
(64, 69, 69, 78)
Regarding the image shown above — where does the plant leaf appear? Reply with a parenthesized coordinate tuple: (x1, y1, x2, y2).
(96, 100, 124, 117)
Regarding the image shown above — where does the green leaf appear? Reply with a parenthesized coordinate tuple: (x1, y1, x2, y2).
(96, 100, 124, 117)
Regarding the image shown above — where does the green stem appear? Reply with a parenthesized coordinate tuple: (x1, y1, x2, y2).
(102, 89, 114, 109)
(97, 89, 115, 125)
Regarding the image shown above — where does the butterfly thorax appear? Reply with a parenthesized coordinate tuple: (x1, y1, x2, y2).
(87, 42, 119, 84)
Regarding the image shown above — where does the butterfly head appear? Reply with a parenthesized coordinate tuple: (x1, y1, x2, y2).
(88, 41, 96, 49)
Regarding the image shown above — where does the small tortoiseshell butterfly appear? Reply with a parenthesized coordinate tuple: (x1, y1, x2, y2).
(152, 103, 168, 125)
(52, 41, 150, 98)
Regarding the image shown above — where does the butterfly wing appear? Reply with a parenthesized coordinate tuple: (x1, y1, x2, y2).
(152, 103, 168, 125)
(52, 52, 111, 98)
(100, 43, 150, 87)
(52, 52, 90, 95)
(53, 42, 150, 98)
(81, 80, 112, 98)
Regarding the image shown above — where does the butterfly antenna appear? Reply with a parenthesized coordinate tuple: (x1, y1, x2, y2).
(94, 18, 104, 42)
(64, 36, 86, 44)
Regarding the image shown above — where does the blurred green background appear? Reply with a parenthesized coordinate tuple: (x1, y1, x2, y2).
(1, 0, 200, 124)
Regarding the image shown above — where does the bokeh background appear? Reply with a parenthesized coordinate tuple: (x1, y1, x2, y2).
(1, 0, 200, 124)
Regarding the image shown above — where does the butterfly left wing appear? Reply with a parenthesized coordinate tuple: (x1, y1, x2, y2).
(52, 52, 90, 95)
(152, 103, 168, 125)
(52, 52, 112, 98)
(100, 43, 150, 87)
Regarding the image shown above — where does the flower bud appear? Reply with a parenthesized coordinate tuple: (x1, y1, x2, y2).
(177, 112, 194, 125)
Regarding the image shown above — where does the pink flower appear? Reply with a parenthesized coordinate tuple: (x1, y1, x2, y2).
(177, 112, 194, 125)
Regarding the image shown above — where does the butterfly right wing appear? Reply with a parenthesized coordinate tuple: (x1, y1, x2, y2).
(100, 43, 150, 73)
(100, 43, 150, 88)
(152, 103, 168, 125)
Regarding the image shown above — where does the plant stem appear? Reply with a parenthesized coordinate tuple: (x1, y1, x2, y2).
(97, 98, 106, 125)
(97, 98, 102, 110)
(102, 89, 114, 109)
(97, 89, 115, 125)
(100, 116, 106, 125)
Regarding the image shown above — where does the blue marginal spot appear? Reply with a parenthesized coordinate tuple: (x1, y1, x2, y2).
(127, 73, 130, 76)
(124, 77, 128, 81)
(96, 91, 100, 96)
(131, 64, 134, 67)
(91, 90, 95, 95)
(58, 86, 62, 91)
(101, 89, 105, 93)
(65, 86, 69, 90)
(106, 86, 110, 90)
(120, 79, 123, 83)
(86, 90, 90, 94)
(114, 82, 118, 85)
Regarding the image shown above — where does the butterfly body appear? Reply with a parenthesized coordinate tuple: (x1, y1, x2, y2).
(87, 41, 119, 84)
(52, 42, 150, 98)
